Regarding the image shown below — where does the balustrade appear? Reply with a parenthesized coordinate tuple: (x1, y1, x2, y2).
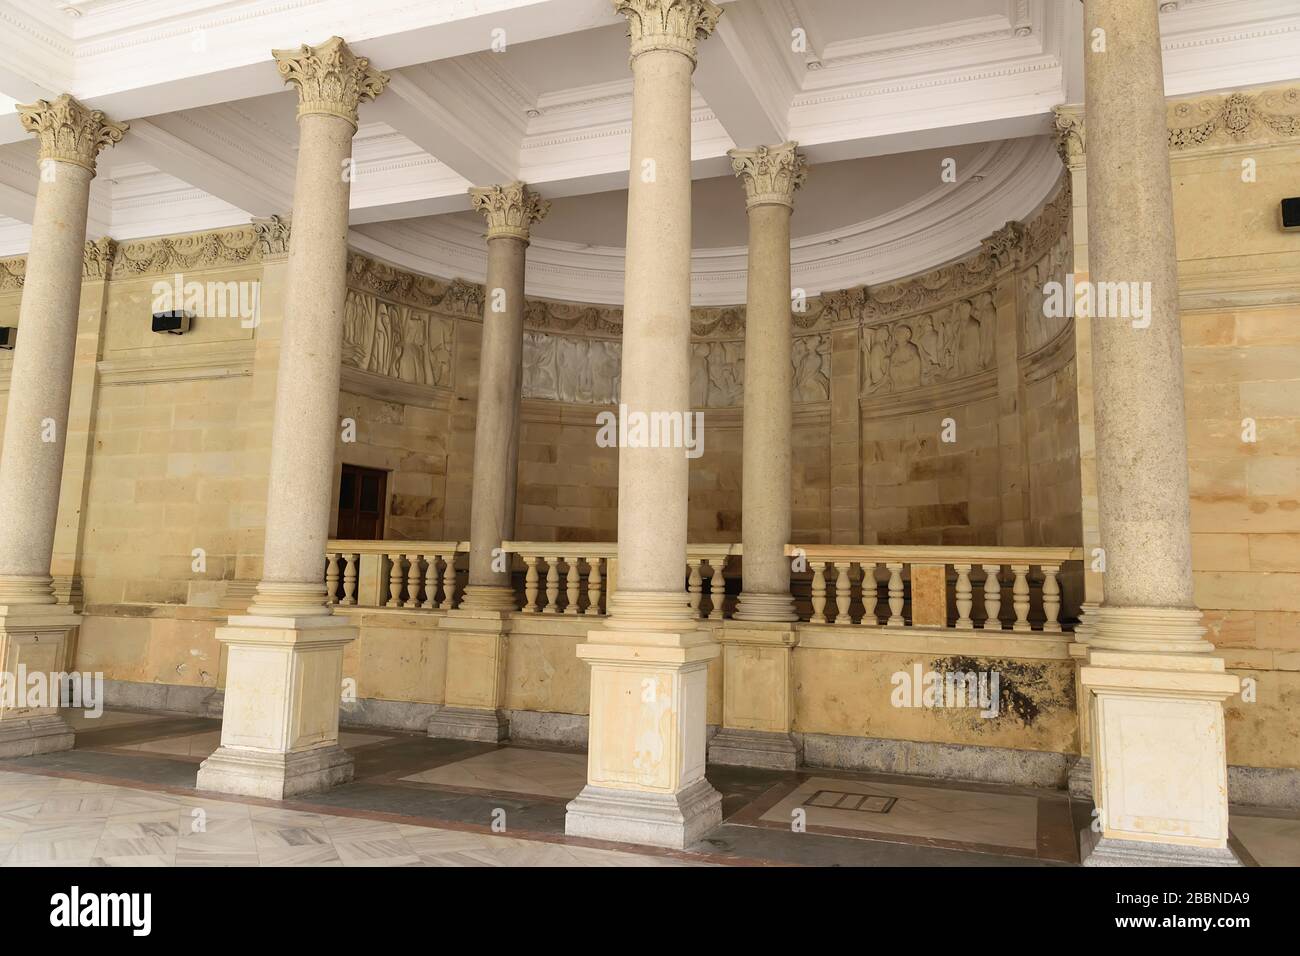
(788, 545, 1082, 632)
(323, 539, 1080, 633)
(324, 540, 468, 610)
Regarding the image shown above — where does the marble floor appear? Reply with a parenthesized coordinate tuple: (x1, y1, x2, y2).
(0, 708, 1293, 868)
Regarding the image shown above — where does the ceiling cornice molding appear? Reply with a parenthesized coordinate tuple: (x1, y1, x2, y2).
(352, 136, 1063, 306)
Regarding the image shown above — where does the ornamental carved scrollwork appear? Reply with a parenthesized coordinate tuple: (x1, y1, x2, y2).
(112, 227, 262, 276)
(1168, 87, 1300, 150)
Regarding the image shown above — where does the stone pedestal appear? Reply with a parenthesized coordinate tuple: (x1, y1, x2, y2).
(566, 629, 721, 848)
(1081, 639, 1240, 864)
(709, 622, 800, 770)
(0, 604, 80, 757)
(429, 609, 511, 742)
(196, 615, 356, 799)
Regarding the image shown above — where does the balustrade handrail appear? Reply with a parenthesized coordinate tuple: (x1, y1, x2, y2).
(328, 538, 469, 553)
(786, 544, 1084, 563)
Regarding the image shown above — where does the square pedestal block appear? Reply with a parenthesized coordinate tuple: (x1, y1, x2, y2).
(710, 623, 800, 770)
(196, 614, 356, 799)
(565, 628, 722, 849)
(429, 610, 510, 742)
(1081, 648, 1240, 864)
(0, 604, 79, 758)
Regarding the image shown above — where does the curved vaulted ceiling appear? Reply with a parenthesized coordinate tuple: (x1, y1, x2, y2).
(0, 0, 1296, 303)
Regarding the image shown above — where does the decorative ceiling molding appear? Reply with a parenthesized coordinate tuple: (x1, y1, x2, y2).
(353, 135, 1063, 306)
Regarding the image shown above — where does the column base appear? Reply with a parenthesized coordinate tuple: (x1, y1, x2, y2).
(0, 713, 74, 758)
(459, 585, 517, 612)
(427, 705, 509, 742)
(733, 592, 798, 623)
(708, 728, 800, 771)
(196, 743, 353, 800)
(565, 777, 722, 850)
(1080, 826, 1242, 867)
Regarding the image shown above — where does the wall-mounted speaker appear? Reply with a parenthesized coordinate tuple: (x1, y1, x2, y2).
(0, 326, 14, 350)
(1282, 197, 1300, 232)
(151, 310, 192, 335)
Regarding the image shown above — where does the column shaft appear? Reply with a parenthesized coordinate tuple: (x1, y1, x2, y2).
(466, 235, 525, 594)
(0, 164, 93, 602)
(612, 45, 695, 622)
(1084, 0, 1193, 616)
(251, 113, 356, 616)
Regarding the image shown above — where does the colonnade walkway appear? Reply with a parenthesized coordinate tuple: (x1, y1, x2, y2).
(0, 708, 1293, 867)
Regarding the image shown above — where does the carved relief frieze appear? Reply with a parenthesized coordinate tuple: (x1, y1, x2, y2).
(1020, 230, 1072, 356)
(860, 294, 997, 396)
(82, 237, 116, 281)
(342, 287, 453, 388)
(521, 327, 831, 407)
(0, 256, 26, 292)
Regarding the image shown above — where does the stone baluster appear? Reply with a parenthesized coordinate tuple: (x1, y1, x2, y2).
(706, 559, 725, 620)
(422, 554, 439, 610)
(405, 553, 422, 609)
(1042, 564, 1062, 632)
(524, 555, 540, 613)
(834, 563, 852, 626)
(886, 563, 905, 627)
(982, 564, 1002, 629)
(1011, 563, 1031, 632)
(811, 562, 828, 623)
(386, 553, 405, 608)
(687, 559, 703, 619)
(860, 563, 879, 625)
(325, 554, 340, 605)
(341, 553, 357, 607)
(441, 554, 458, 611)
(544, 558, 560, 614)
(564, 557, 580, 615)
(955, 564, 974, 629)
(587, 558, 603, 615)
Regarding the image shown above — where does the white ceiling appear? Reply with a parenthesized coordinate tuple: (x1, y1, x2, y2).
(0, 0, 1297, 303)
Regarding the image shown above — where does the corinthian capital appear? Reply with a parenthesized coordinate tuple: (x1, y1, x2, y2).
(468, 182, 551, 242)
(1052, 105, 1085, 167)
(728, 142, 808, 210)
(18, 95, 127, 175)
(272, 36, 389, 129)
(613, 0, 723, 64)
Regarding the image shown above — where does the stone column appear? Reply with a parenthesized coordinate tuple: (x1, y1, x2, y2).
(1076, 0, 1239, 865)
(565, 0, 724, 849)
(0, 95, 125, 757)
(197, 36, 388, 799)
(430, 182, 548, 743)
(712, 142, 805, 770)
